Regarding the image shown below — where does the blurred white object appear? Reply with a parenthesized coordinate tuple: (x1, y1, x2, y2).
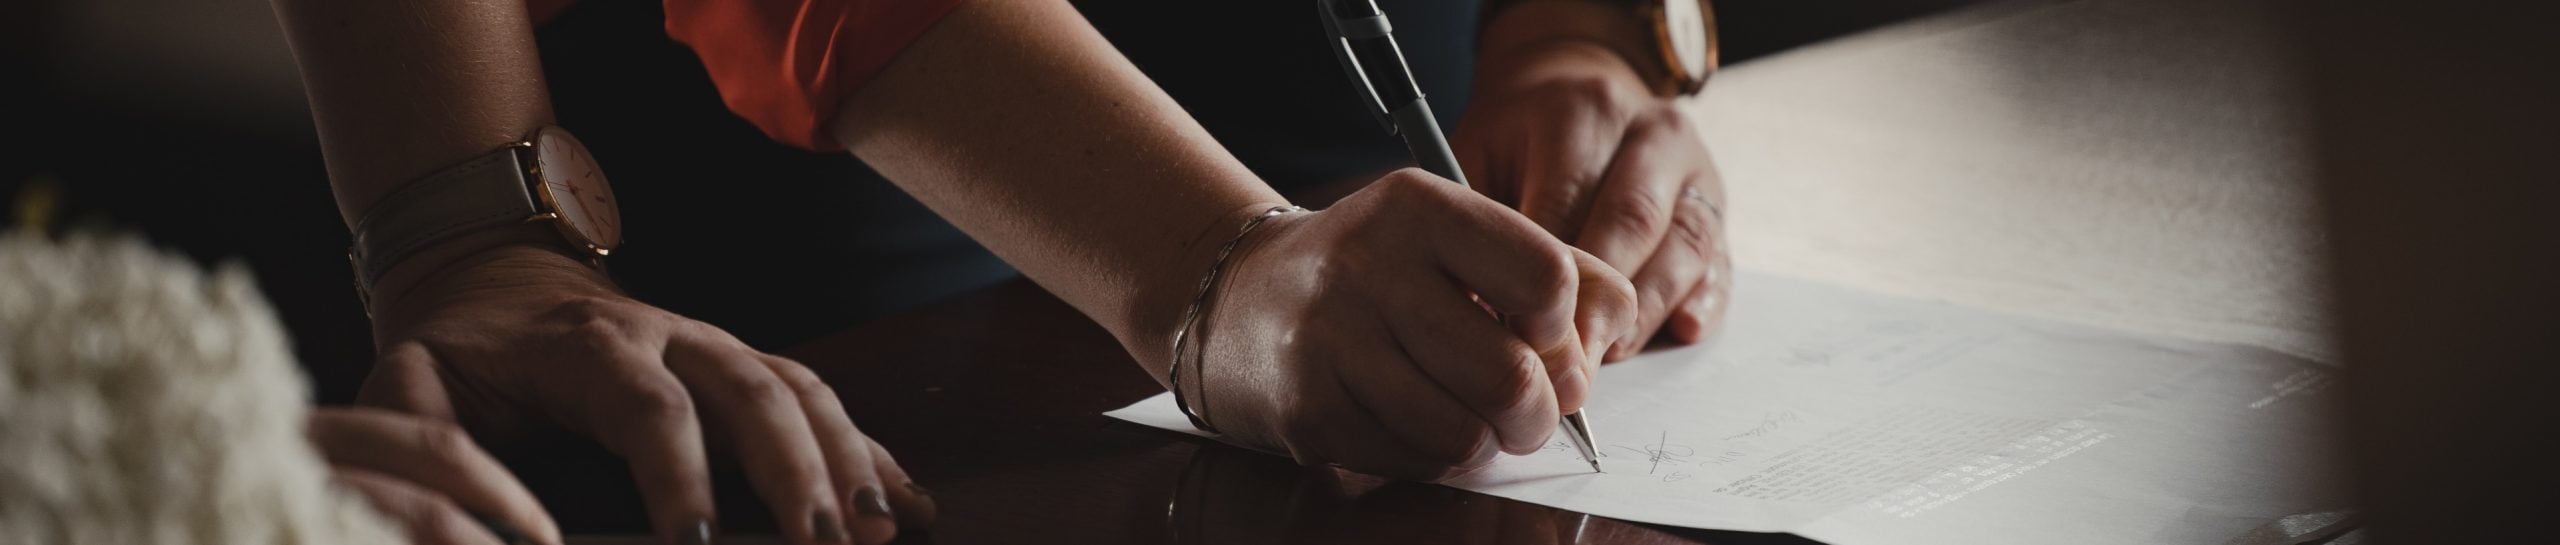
(0, 232, 401, 545)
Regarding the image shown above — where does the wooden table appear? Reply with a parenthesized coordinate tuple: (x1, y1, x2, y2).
(525, 278, 1803, 545)
(787, 280, 1805, 545)
(536, 0, 2328, 542)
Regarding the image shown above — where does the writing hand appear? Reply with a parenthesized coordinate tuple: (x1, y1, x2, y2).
(1453, 40, 1732, 361)
(359, 236, 932, 545)
(1189, 169, 1636, 481)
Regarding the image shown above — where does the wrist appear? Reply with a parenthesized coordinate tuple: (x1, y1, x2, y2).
(361, 222, 608, 330)
(1478, 0, 1667, 93)
(1126, 201, 1303, 385)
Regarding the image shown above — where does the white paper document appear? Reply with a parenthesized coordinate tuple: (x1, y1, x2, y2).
(1106, 271, 2347, 545)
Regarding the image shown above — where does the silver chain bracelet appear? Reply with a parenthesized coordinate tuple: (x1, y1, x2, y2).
(1169, 205, 1307, 434)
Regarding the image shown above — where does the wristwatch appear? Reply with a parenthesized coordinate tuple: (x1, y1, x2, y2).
(1639, 0, 1717, 96)
(348, 125, 622, 302)
(1482, 0, 1719, 97)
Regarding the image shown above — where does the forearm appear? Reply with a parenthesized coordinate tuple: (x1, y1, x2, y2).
(271, 0, 554, 229)
(831, 0, 1284, 379)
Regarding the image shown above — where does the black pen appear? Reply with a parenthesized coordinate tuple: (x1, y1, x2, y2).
(1318, 0, 1603, 474)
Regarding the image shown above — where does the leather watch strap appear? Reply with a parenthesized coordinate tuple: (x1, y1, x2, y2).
(349, 145, 542, 292)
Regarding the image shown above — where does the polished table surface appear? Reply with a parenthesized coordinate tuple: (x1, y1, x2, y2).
(782, 279, 1802, 545)
(539, 0, 2328, 542)
(531, 277, 1802, 545)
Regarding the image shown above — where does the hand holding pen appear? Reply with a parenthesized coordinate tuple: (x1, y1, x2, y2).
(1318, 0, 1610, 473)
(1166, 169, 1634, 481)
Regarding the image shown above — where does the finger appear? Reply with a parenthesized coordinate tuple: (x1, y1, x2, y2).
(1569, 248, 1638, 372)
(355, 342, 457, 422)
(1376, 277, 1558, 455)
(1450, 105, 1520, 206)
(1347, 300, 1508, 465)
(309, 408, 559, 545)
(866, 440, 937, 528)
(663, 333, 842, 545)
(1386, 172, 1586, 368)
(550, 344, 717, 545)
(1667, 247, 1735, 343)
(1573, 113, 1695, 281)
(1514, 94, 1630, 240)
(1609, 172, 1722, 361)
(760, 355, 936, 542)
(1286, 341, 1453, 481)
(334, 466, 504, 545)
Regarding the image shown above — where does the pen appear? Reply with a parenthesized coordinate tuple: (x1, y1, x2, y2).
(1318, 0, 1603, 474)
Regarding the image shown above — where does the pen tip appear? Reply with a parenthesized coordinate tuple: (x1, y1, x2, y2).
(1589, 460, 1604, 474)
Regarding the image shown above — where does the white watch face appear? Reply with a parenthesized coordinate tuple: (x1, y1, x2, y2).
(529, 126, 621, 255)
(1665, 0, 1716, 85)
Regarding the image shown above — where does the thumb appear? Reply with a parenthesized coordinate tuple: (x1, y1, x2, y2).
(1569, 247, 1636, 369)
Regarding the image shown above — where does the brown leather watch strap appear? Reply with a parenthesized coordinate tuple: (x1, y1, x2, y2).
(348, 145, 542, 293)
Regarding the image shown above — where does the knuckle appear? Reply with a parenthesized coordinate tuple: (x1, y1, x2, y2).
(1374, 168, 1462, 207)
(1603, 269, 1641, 309)
(1643, 105, 1698, 135)
(1667, 196, 1717, 251)
(1382, 167, 1440, 188)
(620, 377, 697, 421)
(561, 304, 641, 346)
(721, 374, 794, 408)
(1306, 243, 1358, 278)
(412, 420, 480, 463)
(775, 368, 835, 400)
(1518, 246, 1579, 309)
(1637, 277, 1682, 317)
(1528, 175, 1592, 214)
(1602, 190, 1673, 239)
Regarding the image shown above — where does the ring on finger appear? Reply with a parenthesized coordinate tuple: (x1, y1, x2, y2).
(1681, 185, 1724, 223)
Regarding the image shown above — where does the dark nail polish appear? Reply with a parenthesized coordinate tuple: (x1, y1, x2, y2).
(682, 519, 714, 545)
(853, 487, 893, 517)
(903, 481, 932, 498)
(813, 511, 847, 543)
(471, 513, 534, 545)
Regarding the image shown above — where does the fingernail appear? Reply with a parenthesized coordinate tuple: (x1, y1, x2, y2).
(471, 513, 534, 545)
(682, 519, 714, 545)
(853, 486, 894, 518)
(813, 511, 848, 543)
(903, 481, 932, 498)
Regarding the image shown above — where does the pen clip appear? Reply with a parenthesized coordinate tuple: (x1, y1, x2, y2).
(1318, 0, 1397, 133)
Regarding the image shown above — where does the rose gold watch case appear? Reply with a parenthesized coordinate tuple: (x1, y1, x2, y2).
(1645, 0, 1718, 95)
(521, 126, 622, 258)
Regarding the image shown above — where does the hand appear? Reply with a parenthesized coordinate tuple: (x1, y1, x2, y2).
(312, 407, 558, 545)
(1185, 169, 1637, 481)
(358, 232, 933, 545)
(1452, 39, 1732, 361)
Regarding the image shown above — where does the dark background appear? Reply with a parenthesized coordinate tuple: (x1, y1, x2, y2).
(13, 1, 2559, 543)
(2, 0, 1988, 404)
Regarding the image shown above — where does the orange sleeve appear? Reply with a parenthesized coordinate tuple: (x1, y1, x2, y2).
(664, 0, 967, 151)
